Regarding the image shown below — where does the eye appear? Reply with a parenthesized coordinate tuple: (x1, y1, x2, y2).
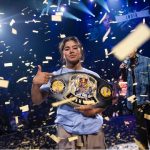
(64, 48, 69, 51)
(73, 46, 78, 50)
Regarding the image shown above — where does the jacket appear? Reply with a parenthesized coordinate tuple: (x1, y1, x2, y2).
(126, 54, 150, 109)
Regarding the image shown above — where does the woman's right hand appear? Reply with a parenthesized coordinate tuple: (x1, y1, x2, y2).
(32, 65, 53, 86)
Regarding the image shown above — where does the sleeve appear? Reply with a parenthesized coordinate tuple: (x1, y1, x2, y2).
(39, 69, 61, 92)
(40, 80, 51, 93)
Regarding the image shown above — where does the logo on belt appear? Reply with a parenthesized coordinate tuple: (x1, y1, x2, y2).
(51, 79, 65, 93)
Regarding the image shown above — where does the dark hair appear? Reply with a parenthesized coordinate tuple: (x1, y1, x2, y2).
(58, 36, 84, 63)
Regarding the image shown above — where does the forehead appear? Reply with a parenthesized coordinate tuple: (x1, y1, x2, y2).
(64, 40, 78, 47)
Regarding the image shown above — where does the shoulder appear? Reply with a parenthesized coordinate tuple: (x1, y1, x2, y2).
(82, 68, 100, 78)
(138, 54, 150, 62)
(52, 68, 63, 75)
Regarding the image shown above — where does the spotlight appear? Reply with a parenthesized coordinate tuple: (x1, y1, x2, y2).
(60, 6, 66, 12)
(90, 0, 94, 2)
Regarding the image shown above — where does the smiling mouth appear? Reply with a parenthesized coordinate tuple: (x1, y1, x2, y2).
(70, 55, 76, 58)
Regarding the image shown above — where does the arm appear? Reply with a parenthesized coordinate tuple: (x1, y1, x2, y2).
(31, 84, 49, 105)
(31, 65, 53, 105)
(75, 105, 104, 117)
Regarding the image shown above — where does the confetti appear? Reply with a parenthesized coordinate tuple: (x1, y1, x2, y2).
(133, 138, 145, 150)
(127, 95, 136, 103)
(19, 105, 29, 112)
(104, 116, 110, 121)
(9, 19, 15, 26)
(4, 62, 13, 67)
(23, 41, 29, 45)
(45, 56, 53, 60)
(0, 79, 9, 88)
(105, 48, 109, 58)
(32, 30, 39, 33)
(52, 97, 77, 107)
(5, 101, 10, 105)
(68, 136, 78, 142)
(102, 27, 111, 42)
(42, 61, 49, 64)
(109, 23, 150, 61)
(144, 114, 150, 120)
(51, 15, 62, 22)
(15, 116, 19, 124)
(60, 34, 66, 38)
(99, 13, 107, 24)
(12, 28, 17, 35)
(46, 134, 61, 143)
(16, 77, 27, 83)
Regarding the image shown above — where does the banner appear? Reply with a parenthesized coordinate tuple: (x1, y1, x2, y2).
(115, 10, 150, 23)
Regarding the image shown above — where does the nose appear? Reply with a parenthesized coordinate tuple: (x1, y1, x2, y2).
(69, 48, 75, 53)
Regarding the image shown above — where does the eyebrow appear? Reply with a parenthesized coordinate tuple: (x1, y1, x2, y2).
(64, 45, 79, 49)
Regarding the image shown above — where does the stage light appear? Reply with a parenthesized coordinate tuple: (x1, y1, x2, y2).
(60, 6, 66, 12)
(90, 0, 94, 2)
(72, 2, 95, 17)
(63, 11, 81, 21)
(96, 0, 110, 12)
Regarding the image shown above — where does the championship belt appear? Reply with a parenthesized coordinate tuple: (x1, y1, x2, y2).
(49, 72, 112, 108)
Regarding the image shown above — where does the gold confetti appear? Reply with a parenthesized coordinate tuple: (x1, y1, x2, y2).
(133, 138, 145, 150)
(52, 97, 76, 107)
(144, 114, 150, 120)
(127, 95, 136, 103)
(116, 133, 120, 139)
(12, 28, 17, 35)
(51, 15, 62, 22)
(109, 23, 150, 61)
(68, 136, 78, 142)
(19, 105, 29, 112)
(48, 134, 61, 143)
(0, 79, 9, 88)
(15, 116, 19, 124)
(104, 116, 110, 121)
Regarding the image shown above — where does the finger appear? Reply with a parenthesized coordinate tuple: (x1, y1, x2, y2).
(45, 73, 53, 78)
(37, 65, 42, 73)
(44, 79, 49, 84)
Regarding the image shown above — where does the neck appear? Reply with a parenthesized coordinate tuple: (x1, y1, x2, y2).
(65, 61, 82, 70)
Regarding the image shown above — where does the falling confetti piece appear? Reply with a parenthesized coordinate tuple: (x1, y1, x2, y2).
(16, 77, 27, 83)
(68, 136, 78, 142)
(102, 27, 111, 42)
(99, 13, 107, 24)
(51, 15, 62, 22)
(9, 19, 15, 26)
(0, 79, 9, 88)
(52, 97, 77, 107)
(108, 23, 150, 61)
(4, 62, 13, 67)
(12, 28, 17, 35)
(19, 105, 29, 112)
(127, 95, 136, 103)
(144, 114, 150, 120)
